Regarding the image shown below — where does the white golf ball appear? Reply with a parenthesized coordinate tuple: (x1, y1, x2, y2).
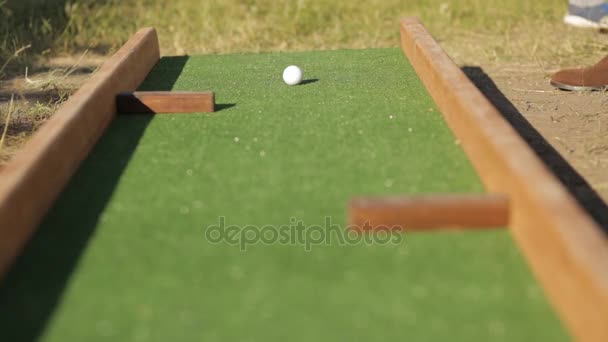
(282, 65, 303, 86)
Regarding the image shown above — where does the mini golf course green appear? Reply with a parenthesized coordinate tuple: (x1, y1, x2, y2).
(0, 48, 568, 341)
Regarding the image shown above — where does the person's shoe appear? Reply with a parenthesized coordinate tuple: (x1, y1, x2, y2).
(550, 54, 608, 91)
(564, 3, 608, 29)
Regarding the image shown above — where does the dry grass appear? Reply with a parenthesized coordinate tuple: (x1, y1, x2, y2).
(0, 95, 14, 154)
(4, 1, 608, 66)
(0, 90, 63, 166)
(56, 0, 608, 66)
(59, 0, 581, 56)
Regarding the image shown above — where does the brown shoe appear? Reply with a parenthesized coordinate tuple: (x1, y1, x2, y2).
(550, 54, 608, 91)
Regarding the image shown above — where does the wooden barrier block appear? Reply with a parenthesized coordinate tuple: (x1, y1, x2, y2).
(348, 194, 509, 231)
(116, 91, 215, 114)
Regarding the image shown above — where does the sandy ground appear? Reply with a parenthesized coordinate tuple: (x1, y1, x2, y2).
(462, 62, 608, 227)
(490, 65, 608, 199)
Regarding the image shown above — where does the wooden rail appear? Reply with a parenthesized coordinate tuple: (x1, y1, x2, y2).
(0, 28, 161, 279)
(116, 91, 215, 114)
(400, 17, 608, 341)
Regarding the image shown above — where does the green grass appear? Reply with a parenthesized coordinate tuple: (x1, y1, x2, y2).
(0, 48, 568, 341)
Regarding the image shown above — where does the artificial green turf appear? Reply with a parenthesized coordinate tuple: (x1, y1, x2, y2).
(0, 48, 568, 341)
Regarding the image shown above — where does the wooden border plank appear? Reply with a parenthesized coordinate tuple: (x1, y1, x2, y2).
(0, 28, 160, 279)
(400, 17, 608, 341)
(348, 194, 509, 230)
(116, 91, 215, 114)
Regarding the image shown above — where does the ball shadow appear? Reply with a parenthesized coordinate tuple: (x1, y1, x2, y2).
(299, 78, 319, 85)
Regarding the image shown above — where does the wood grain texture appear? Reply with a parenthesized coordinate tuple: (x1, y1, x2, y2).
(348, 194, 508, 230)
(400, 17, 608, 341)
(0, 28, 160, 279)
(116, 91, 215, 114)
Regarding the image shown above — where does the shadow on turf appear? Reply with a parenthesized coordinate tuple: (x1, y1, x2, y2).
(462, 66, 608, 235)
(215, 103, 237, 111)
(0, 56, 190, 341)
(300, 78, 319, 85)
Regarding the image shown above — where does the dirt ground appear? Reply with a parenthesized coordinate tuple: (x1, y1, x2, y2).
(1, 45, 607, 226)
(490, 64, 608, 197)
(462, 62, 608, 227)
(0, 55, 103, 164)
